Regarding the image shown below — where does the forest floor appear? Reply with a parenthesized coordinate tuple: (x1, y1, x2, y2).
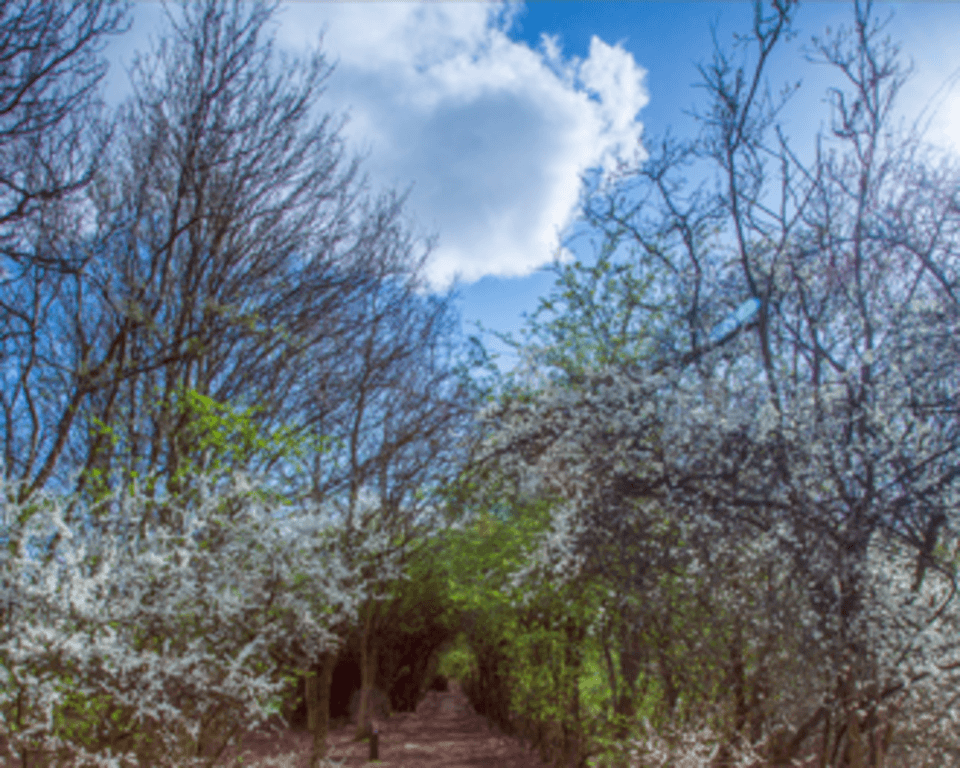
(218, 679, 554, 768)
(0, 681, 555, 767)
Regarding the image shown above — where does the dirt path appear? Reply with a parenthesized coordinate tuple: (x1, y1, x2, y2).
(221, 680, 552, 768)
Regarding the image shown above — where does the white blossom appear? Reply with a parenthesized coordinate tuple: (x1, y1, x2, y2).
(0, 473, 399, 767)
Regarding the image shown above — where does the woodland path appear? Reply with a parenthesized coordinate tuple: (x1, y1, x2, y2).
(220, 679, 553, 768)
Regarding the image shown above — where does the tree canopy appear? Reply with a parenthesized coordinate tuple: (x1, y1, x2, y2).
(480, 0, 960, 764)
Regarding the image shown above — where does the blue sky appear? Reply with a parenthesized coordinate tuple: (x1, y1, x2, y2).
(102, 2, 960, 370)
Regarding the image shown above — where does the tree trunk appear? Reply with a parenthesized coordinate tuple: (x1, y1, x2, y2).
(846, 710, 866, 768)
(354, 600, 380, 740)
(614, 618, 642, 736)
(564, 617, 584, 768)
(307, 652, 336, 768)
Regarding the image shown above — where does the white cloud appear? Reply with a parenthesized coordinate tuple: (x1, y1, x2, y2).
(99, 2, 648, 288)
(275, 2, 648, 288)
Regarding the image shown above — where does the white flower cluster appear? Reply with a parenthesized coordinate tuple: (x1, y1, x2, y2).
(479, 322, 960, 760)
(0, 474, 399, 767)
(619, 718, 764, 768)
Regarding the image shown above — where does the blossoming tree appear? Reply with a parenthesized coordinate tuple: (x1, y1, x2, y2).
(481, 1, 960, 764)
(0, 470, 406, 768)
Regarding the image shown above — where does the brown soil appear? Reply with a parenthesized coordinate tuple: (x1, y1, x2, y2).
(218, 680, 553, 768)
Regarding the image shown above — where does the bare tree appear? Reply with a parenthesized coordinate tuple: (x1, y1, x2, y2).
(0, 0, 127, 502)
(0, 0, 127, 261)
(0, 0, 433, 507)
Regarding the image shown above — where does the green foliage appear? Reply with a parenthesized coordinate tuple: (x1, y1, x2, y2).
(436, 632, 476, 682)
(169, 386, 319, 485)
(512, 248, 666, 386)
(428, 483, 631, 761)
(438, 499, 553, 616)
(507, 575, 608, 734)
(79, 386, 326, 505)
